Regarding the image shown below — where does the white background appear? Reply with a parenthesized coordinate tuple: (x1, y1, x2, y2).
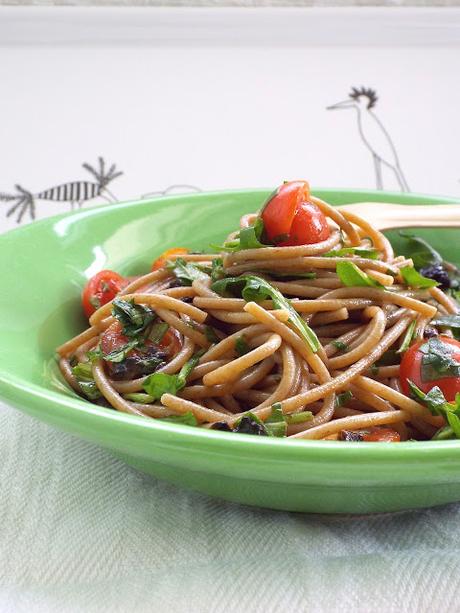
(0, 7, 459, 234)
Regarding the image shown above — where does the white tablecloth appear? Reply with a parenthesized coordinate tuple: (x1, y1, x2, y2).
(2, 8, 460, 612)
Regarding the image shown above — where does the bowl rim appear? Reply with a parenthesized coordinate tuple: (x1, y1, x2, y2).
(1, 186, 460, 462)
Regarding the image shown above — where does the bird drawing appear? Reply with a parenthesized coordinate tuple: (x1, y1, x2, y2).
(327, 87, 410, 192)
(0, 157, 123, 223)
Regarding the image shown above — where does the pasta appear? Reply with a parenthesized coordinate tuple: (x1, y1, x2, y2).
(57, 180, 460, 443)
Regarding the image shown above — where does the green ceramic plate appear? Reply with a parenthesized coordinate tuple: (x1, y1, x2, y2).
(1, 188, 460, 514)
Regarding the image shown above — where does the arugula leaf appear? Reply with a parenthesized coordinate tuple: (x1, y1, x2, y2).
(332, 340, 348, 352)
(400, 266, 439, 289)
(396, 319, 417, 354)
(268, 271, 317, 280)
(398, 231, 443, 269)
(264, 403, 287, 437)
(408, 380, 460, 440)
(432, 426, 456, 440)
(143, 352, 202, 400)
(211, 274, 320, 353)
(335, 391, 353, 408)
(167, 258, 210, 286)
(235, 335, 250, 356)
(71, 362, 101, 400)
(336, 261, 383, 288)
(419, 337, 460, 382)
(239, 217, 266, 250)
(204, 325, 220, 344)
(375, 349, 399, 367)
(112, 298, 155, 338)
(285, 411, 313, 424)
(432, 314, 460, 330)
(149, 322, 169, 344)
(159, 411, 198, 426)
(324, 247, 379, 259)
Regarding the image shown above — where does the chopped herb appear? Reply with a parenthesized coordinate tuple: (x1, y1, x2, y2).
(375, 349, 399, 367)
(432, 314, 460, 330)
(370, 364, 379, 376)
(102, 338, 139, 363)
(264, 403, 287, 437)
(324, 247, 379, 259)
(211, 421, 232, 431)
(159, 411, 198, 426)
(286, 410, 313, 424)
(235, 335, 250, 356)
(167, 258, 210, 286)
(332, 340, 348, 353)
(396, 319, 417, 354)
(268, 271, 317, 280)
(211, 258, 226, 282)
(211, 218, 269, 253)
(123, 392, 155, 404)
(336, 261, 383, 288)
(149, 322, 169, 344)
(112, 298, 155, 338)
(143, 351, 203, 400)
(432, 426, 456, 440)
(335, 391, 353, 408)
(400, 266, 439, 289)
(204, 325, 220, 344)
(419, 337, 460, 382)
(71, 362, 101, 400)
(211, 274, 320, 353)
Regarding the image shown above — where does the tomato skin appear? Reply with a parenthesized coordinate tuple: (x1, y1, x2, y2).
(152, 248, 188, 271)
(82, 270, 126, 318)
(261, 181, 330, 246)
(400, 336, 460, 402)
(159, 328, 182, 357)
(363, 428, 401, 443)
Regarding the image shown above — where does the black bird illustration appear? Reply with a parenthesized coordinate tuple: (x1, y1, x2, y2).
(327, 87, 410, 192)
(0, 157, 123, 223)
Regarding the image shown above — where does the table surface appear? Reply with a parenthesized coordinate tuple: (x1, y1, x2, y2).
(1, 8, 460, 612)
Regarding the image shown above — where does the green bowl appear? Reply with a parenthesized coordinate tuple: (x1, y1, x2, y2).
(1, 188, 460, 514)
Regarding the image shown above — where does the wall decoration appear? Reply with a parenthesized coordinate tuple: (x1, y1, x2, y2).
(0, 157, 123, 223)
(327, 87, 410, 192)
(142, 185, 202, 199)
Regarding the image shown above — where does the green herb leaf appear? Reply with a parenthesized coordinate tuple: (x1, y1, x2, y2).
(235, 335, 250, 356)
(264, 403, 287, 437)
(375, 349, 399, 367)
(335, 391, 353, 408)
(71, 362, 101, 400)
(324, 247, 379, 259)
(432, 314, 460, 329)
(232, 411, 268, 436)
(77, 381, 102, 400)
(204, 325, 220, 344)
(160, 411, 198, 426)
(167, 258, 210, 286)
(398, 231, 443, 269)
(285, 411, 313, 424)
(149, 322, 169, 344)
(400, 266, 439, 289)
(268, 271, 317, 280)
(432, 426, 456, 440)
(332, 340, 348, 352)
(143, 351, 203, 400)
(396, 319, 417, 354)
(211, 258, 226, 282)
(419, 337, 460, 382)
(102, 338, 140, 363)
(407, 381, 460, 440)
(123, 392, 155, 404)
(211, 274, 320, 353)
(112, 298, 156, 338)
(336, 261, 383, 288)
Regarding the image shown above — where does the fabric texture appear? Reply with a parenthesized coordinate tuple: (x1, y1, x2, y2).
(1, 398, 460, 613)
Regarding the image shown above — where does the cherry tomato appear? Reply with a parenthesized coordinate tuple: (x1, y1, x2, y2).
(159, 328, 182, 356)
(82, 270, 126, 318)
(261, 180, 330, 246)
(152, 248, 188, 271)
(400, 336, 460, 402)
(362, 427, 401, 443)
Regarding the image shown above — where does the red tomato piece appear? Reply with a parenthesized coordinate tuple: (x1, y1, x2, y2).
(81, 270, 126, 318)
(362, 427, 401, 443)
(261, 180, 330, 246)
(400, 336, 460, 402)
(152, 248, 189, 271)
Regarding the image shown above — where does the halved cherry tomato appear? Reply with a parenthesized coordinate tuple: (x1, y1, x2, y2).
(261, 181, 330, 246)
(152, 248, 188, 271)
(362, 427, 401, 443)
(159, 328, 182, 356)
(400, 336, 460, 402)
(82, 270, 126, 318)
